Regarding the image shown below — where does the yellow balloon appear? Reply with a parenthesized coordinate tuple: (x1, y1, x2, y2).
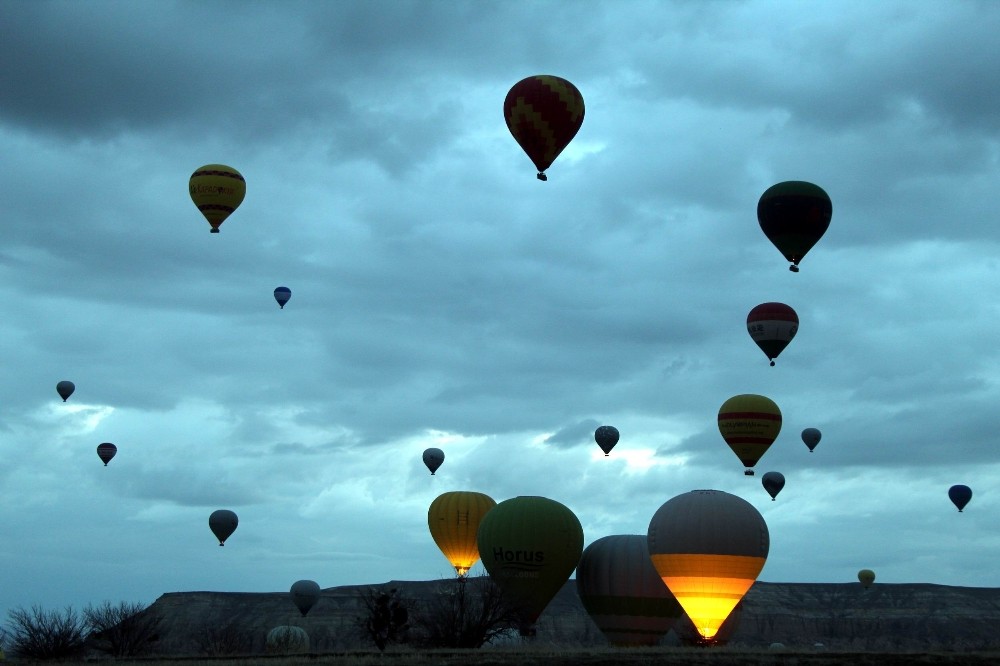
(428, 491, 496, 576)
(189, 164, 246, 233)
(718, 394, 782, 475)
(858, 569, 875, 589)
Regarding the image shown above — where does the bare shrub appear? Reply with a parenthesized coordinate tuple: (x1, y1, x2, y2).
(194, 619, 256, 656)
(4, 605, 88, 659)
(414, 575, 520, 648)
(357, 586, 410, 651)
(84, 600, 163, 657)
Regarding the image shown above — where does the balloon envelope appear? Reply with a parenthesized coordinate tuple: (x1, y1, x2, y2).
(503, 75, 584, 180)
(718, 394, 782, 475)
(801, 428, 821, 452)
(757, 181, 832, 271)
(209, 509, 238, 546)
(274, 286, 291, 309)
(428, 491, 497, 576)
(56, 380, 75, 402)
(858, 569, 875, 589)
(576, 534, 682, 646)
(189, 164, 246, 233)
(594, 425, 619, 456)
(289, 580, 321, 616)
(761, 471, 785, 501)
(96, 443, 117, 466)
(422, 447, 445, 475)
(948, 485, 972, 512)
(746, 303, 798, 366)
(647, 490, 769, 642)
(477, 495, 583, 633)
(674, 600, 743, 646)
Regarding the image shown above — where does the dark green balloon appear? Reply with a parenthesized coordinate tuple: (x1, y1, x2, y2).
(757, 181, 832, 271)
(477, 496, 583, 632)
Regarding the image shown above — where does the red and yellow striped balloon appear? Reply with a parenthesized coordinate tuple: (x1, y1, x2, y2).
(503, 75, 584, 181)
(189, 164, 246, 233)
(717, 394, 781, 475)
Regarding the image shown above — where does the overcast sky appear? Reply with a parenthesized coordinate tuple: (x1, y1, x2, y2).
(2, 0, 998, 620)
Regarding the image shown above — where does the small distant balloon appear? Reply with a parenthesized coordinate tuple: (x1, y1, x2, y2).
(274, 287, 291, 309)
(96, 443, 117, 466)
(209, 509, 238, 546)
(757, 181, 832, 272)
(289, 580, 321, 616)
(858, 569, 875, 589)
(594, 425, 619, 456)
(746, 303, 798, 366)
(56, 380, 75, 402)
(189, 164, 246, 233)
(504, 75, 585, 181)
(948, 485, 972, 512)
(801, 428, 821, 452)
(423, 447, 445, 475)
(761, 471, 785, 501)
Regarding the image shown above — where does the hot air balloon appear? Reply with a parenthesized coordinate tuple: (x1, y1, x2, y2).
(56, 380, 75, 402)
(858, 569, 875, 589)
(477, 495, 583, 635)
(761, 471, 785, 501)
(209, 509, 238, 546)
(594, 425, 619, 456)
(289, 579, 321, 616)
(503, 75, 585, 181)
(674, 600, 743, 646)
(647, 490, 768, 644)
(801, 428, 821, 452)
(265, 626, 309, 653)
(948, 485, 972, 512)
(96, 443, 117, 466)
(428, 491, 497, 576)
(422, 447, 444, 475)
(274, 287, 291, 309)
(757, 181, 832, 272)
(189, 164, 246, 233)
(576, 534, 683, 646)
(718, 394, 782, 475)
(746, 303, 798, 366)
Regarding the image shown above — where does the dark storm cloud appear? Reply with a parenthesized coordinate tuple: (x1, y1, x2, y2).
(544, 418, 601, 448)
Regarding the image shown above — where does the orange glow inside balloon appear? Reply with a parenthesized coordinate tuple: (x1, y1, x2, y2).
(650, 553, 765, 639)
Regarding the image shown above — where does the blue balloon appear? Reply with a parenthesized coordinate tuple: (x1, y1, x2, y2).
(274, 286, 291, 309)
(948, 485, 972, 512)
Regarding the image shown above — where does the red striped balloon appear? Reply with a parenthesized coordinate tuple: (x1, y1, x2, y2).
(97, 442, 117, 466)
(746, 302, 798, 366)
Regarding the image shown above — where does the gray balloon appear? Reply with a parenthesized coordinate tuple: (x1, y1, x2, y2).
(761, 471, 785, 501)
(423, 447, 445, 475)
(801, 428, 821, 452)
(209, 509, 238, 546)
(289, 579, 321, 616)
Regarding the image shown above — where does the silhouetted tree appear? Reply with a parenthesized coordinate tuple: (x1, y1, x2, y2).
(84, 600, 162, 657)
(194, 619, 256, 656)
(4, 605, 88, 659)
(357, 587, 410, 651)
(414, 575, 519, 648)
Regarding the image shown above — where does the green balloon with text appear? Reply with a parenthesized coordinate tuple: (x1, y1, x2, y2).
(477, 495, 584, 634)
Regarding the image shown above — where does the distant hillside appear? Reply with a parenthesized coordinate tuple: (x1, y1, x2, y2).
(143, 579, 1000, 656)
